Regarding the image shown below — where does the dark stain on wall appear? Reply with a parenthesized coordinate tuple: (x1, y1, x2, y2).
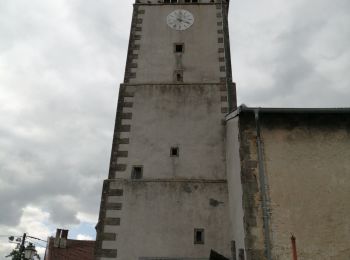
(238, 112, 266, 260)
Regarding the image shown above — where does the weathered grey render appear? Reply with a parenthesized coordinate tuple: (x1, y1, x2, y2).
(226, 107, 350, 260)
(95, 0, 350, 259)
(95, 0, 236, 259)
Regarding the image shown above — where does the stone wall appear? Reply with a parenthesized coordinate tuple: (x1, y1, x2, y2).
(261, 112, 350, 260)
(124, 4, 229, 84)
(98, 179, 232, 260)
(226, 109, 350, 260)
(110, 83, 228, 180)
(236, 112, 266, 260)
(96, 82, 230, 259)
(95, 0, 235, 258)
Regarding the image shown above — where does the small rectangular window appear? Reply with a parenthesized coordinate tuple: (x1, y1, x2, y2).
(239, 249, 245, 260)
(174, 70, 183, 82)
(171, 0, 177, 3)
(176, 73, 183, 82)
(185, 0, 191, 2)
(174, 43, 184, 53)
(164, 0, 170, 2)
(192, 0, 198, 3)
(131, 166, 143, 179)
(170, 147, 179, 157)
(194, 228, 204, 244)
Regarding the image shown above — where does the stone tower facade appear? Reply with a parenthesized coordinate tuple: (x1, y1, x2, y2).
(95, 0, 236, 259)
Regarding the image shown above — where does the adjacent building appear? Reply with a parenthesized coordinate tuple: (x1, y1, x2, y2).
(44, 229, 95, 260)
(95, 0, 350, 259)
(226, 107, 350, 260)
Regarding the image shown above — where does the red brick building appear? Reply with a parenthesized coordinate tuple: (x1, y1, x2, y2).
(44, 229, 95, 260)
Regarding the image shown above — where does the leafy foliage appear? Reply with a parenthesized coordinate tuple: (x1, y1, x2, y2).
(5, 249, 23, 260)
(6, 248, 41, 260)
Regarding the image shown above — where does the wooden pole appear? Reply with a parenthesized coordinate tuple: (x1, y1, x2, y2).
(19, 233, 26, 259)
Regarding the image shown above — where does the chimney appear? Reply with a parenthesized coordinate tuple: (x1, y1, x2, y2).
(53, 229, 61, 248)
(61, 229, 68, 239)
(53, 228, 69, 249)
(59, 229, 68, 248)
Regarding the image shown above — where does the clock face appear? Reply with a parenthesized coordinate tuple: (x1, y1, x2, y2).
(167, 9, 194, 31)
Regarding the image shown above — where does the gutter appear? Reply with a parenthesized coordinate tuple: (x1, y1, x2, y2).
(254, 108, 272, 260)
(227, 106, 350, 121)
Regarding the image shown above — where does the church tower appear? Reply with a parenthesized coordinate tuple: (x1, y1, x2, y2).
(95, 0, 236, 259)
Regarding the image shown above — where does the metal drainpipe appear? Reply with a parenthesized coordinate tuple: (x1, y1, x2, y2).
(291, 235, 298, 260)
(254, 109, 272, 260)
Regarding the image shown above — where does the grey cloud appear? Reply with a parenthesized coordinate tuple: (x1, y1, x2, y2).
(46, 200, 80, 226)
(0, 0, 133, 231)
(0, 197, 23, 226)
(231, 0, 350, 107)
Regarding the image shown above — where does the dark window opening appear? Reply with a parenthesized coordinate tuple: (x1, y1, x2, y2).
(238, 249, 245, 260)
(194, 228, 204, 244)
(131, 166, 143, 179)
(175, 43, 184, 53)
(171, 0, 177, 3)
(170, 147, 179, 157)
(176, 73, 183, 82)
(185, 0, 191, 2)
(164, 0, 170, 2)
(231, 241, 237, 259)
(174, 70, 183, 82)
(192, 0, 199, 3)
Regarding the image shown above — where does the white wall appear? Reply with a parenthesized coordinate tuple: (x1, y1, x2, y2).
(261, 121, 350, 259)
(104, 179, 232, 260)
(131, 4, 225, 84)
(225, 116, 246, 257)
(118, 84, 227, 180)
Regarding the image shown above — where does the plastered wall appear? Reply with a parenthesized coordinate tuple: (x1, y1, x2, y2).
(231, 111, 350, 260)
(225, 116, 246, 258)
(96, 1, 233, 258)
(114, 83, 228, 180)
(101, 179, 232, 260)
(260, 114, 350, 260)
(96, 83, 230, 259)
(125, 4, 228, 84)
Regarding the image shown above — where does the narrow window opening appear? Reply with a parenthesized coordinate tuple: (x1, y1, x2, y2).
(174, 70, 183, 82)
(192, 0, 199, 3)
(194, 229, 204, 244)
(175, 43, 184, 53)
(238, 249, 245, 260)
(171, 0, 177, 3)
(231, 241, 237, 260)
(164, 0, 170, 2)
(177, 73, 183, 82)
(170, 147, 179, 157)
(185, 0, 191, 2)
(131, 166, 143, 179)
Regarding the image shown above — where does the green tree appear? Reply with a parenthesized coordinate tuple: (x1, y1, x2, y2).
(5, 249, 23, 260)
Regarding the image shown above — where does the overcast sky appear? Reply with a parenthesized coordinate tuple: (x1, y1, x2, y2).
(0, 0, 349, 258)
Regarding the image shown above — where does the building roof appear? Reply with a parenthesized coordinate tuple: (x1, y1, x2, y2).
(227, 105, 350, 120)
